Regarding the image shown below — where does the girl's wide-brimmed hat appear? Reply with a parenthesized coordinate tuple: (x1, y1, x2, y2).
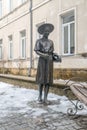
(38, 23, 54, 34)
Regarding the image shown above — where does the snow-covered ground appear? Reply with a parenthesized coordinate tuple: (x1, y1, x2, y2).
(0, 82, 87, 118)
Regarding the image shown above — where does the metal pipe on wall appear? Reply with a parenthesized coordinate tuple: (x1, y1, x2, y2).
(28, 0, 33, 76)
(28, 0, 52, 76)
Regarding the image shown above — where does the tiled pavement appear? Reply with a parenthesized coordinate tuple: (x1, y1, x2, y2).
(0, 101, 87, 130)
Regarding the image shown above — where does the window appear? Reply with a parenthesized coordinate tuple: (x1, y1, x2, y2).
(20, 30, 26, 59)
(21, 0, 27, 4)
(17, 0, 26, 6)
(0, 0, 2, 17)
(62, 11, 75, 55)
(8, 35, 13, 59)
(0, 39, 2, 59)
(8, 0, 13, 12)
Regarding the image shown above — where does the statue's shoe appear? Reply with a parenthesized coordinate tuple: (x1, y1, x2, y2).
(37, 99, 43, 104)
(43, 100, 50, 105)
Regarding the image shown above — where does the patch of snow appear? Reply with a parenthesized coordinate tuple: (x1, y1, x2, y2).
(0, 82, 87, 118)
(31, 108, 47, 117)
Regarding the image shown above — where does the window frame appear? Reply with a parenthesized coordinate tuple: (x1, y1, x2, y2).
(8, 35, 13, 60)
(0, 39, 3, 60)
(0, 0, 2, 17)
(62, 13, 75, 56)
(21, 0, 27, 4)
(8, 0, 13, 12)
(20, 30, 26, 59)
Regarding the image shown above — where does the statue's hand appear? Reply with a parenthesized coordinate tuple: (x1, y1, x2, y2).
(43, 53, 49, 58)
(36, 51, 49, 58)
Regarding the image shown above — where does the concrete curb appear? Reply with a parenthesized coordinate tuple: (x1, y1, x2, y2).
(0, 74, 66, 88)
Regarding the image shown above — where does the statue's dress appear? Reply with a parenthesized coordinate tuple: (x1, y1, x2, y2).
(34, 38, 54, 85)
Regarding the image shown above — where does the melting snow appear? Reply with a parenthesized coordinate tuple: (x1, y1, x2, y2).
(0, 82, 87, 118)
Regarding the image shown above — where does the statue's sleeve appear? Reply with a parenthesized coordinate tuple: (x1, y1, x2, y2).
(52, 41, 54, 52)
(34, 40, 40, 52)
(49, 41, 54, 53)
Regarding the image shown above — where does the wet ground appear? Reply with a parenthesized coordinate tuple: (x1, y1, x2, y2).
(0, 103, 87, 130)
(0, 77, 87, 130)
(0, 77, 72, 96)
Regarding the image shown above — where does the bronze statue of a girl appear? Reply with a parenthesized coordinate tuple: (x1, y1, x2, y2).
(34, 23, 61, 104)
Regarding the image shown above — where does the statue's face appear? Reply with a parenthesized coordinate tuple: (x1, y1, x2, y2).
(43, 27, 50, 37)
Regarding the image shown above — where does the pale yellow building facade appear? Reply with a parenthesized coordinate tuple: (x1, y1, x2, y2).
(0, 0, 87, 78)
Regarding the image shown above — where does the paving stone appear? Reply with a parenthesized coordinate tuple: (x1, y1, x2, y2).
(0, 128, 6, 130)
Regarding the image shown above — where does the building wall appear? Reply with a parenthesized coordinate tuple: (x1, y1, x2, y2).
(0, 0, 87, 79)
(58, 0, 87, 69)
(33, 0, 87, 69)
(0, 0, 30, 75)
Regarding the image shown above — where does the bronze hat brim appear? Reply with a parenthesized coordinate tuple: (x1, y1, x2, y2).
(38, 23, 54, 34)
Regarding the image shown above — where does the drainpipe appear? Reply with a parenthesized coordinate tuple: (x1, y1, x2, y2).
(28, 0, 33, 76)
